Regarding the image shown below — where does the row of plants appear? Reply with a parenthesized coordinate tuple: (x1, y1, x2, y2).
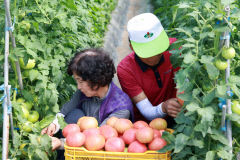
(0, 0, 117, 159)
(151, 0, 240, 159)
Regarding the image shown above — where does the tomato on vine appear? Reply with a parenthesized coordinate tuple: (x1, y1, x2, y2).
(19, 58, 36, 70)
(22, 122, 33, 132)
(21, 106, 29, 119)
(222, 47, 236, 59)
(215, 59, 228, 70)
(28, 111, 39, 123)
(232, 100, 240, 115)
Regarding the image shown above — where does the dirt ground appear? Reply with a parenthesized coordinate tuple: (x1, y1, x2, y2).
(113, 0, 152, 88)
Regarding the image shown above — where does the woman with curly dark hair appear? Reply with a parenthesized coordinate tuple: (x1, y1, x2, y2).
(41, 49, 134, 154)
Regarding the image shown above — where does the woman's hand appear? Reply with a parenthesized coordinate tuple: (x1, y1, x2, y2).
(162, 98, 182, 118)
(51, 137, 62, 151)
(41, 123, 56, 136)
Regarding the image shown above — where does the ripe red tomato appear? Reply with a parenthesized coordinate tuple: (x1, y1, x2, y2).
(222, 47, 236, 59)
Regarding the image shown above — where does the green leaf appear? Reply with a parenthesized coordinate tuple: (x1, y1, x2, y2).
(197, 107, 215, 122)
(211, 133, 229, 146)
(51, 104, 60, 113)
(174, 133, 189, 153)
(231, 84, 240, 99)
(172, 147, 192, 159)
(175, 27, 192, 37)
(26, 48, 38, 59)
(63, 0, 77, 10)
(36, 148, 49, 160)
(226, 113, 240, 126)
(184, 38, 196, 43)
(177, 92, 193, 101)
(158, 143, 174, 153)
(58, 116, 67, 129)
(49, 94, 58, 106)
(206, 151, 215, 160)
(194, 122, 209, 137)
(188, 139, 204, 148)
(12, 131, 21, 147)
(205, 63, 219, 80)
(183, 53, 197, 64)
(29, 69, 39, 81)
(29, 134, 39, 146)
(178, 2, 190, 8)
(217, 150, 233, 160)
(216, 85, 227, 98)
(189, 156, 197, 160)
(162, 131, 175, 144)
(39, 114, 55, 129)
(200, 55, 214, 64)
(229, 75, 240, 86)
(40, 134, 52, 151)
(22, 90, 34, 102)
(186, 102, 200, 112)
(175, 111, 189, 124)
(203, 90, 215, 105)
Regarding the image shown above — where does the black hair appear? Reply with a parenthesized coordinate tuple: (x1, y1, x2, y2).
(67, 48, 116, 90)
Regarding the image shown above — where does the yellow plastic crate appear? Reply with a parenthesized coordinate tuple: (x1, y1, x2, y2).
(64, 129, 173, 160)
(64, 146, 171, 160)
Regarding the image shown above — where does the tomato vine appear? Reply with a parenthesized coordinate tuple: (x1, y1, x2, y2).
(152, 0, 240, 159)
(0, 0, 117, 159)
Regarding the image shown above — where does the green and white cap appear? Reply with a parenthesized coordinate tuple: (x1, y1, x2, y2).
(127, 13, 169, 58)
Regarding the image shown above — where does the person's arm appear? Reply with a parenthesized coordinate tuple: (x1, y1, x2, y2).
(51, 137, 65, 151)
(133, 91, 182, 119)
(41, 90, 82, 136)
(117, 63, 181, 119)
(60, 90, 82, 115)
(100, 109, 130, 126)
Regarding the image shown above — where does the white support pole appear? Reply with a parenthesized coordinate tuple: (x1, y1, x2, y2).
(4, 0, 23, 90)
(224, 5, 232, 152)
(219, 5, 232, 153)
(2, 17, 10, 160)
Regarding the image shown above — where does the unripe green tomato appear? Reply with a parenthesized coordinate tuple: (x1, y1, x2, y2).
(28, 111, 39, 123)
(232, 100, 240, 115)
(222, 47, 236, 59)
(16, 98, 25, 104)
(20, 21, 31, 30)
(22, 121, 33, 132)
(23, 70, 30, 77)
(234, 122, 240, 128)
(21, 106, 29, 119)
(215, 60, 228, 70)
(23, 102, 33, 110)
(19, 143, 28, 156)
(33, 96, 38, 103)
(19, 58, 36, 70)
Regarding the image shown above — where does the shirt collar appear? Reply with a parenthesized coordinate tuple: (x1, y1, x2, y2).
(134, 53, 165, 72)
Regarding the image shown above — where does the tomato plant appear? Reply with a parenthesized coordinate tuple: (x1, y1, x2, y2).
(152, 0, 240, 159)
(0, 0, 117, 159)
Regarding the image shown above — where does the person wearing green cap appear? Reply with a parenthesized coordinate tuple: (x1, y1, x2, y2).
(117, 13, 182, 127)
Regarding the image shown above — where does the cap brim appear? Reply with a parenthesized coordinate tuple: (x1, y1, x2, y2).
(130, 31, 170, 58)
